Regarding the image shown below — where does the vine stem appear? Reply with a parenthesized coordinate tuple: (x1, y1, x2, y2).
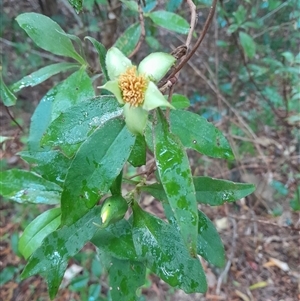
(158, 0, 218, 89)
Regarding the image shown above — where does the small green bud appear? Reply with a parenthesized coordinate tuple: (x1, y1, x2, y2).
(100, 195, 128, 228)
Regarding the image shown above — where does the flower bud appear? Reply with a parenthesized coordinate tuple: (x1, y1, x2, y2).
(100, 195, 128, 228)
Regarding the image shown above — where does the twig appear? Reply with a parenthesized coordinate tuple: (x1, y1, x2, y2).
(128, 1, 146, 58)
(185, 0, 197, 49)
(159, 0, 218, 89)
(5, 106, 24, 132)
(161, 0, 198, 106)
(127, 160, 156, 180)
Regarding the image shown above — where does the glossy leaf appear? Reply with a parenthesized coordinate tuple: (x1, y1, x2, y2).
(140, 176, 255, 206)
(85, 37, 109, 82)
(0, 75, 16, 106)
(108, 257, 146, 301)
(239, 31, 256, 59)
(0, 169, 62, 205)
(162, 203, 225, 267)
(20, 150, 71, 186)
(193, 177, 255, 205)
(28, 69, 94, 152)
(148, 11, 189, 34)
(171, 93, 190, 109)
(41, 96, 121, 156)
(153, 109, 198, 255)
(51, 70, 94, 121)
(19, 208, 61, 259)
(110, 170, 123, 196)
(21, 206, 101, 299)
(92, 219, 139, 261)
(114, 23, 141, 56)
(132, 203, 207, 293)
(61, 119, 135, 225)
(10, 63, 79, 93)
(128, 134, 146, 167)
(197, 211, 225, 267)
(170, 110, 234, 159)
(144, 122, 154, 153)
(16, 13, 85, 64)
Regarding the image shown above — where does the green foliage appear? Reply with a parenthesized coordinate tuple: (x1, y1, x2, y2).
(114, 23, 142, 56)
(16, 13, 85, 64)
(0, 75, 17, 106)
(19, 208, 61, 259)
(1, 8, 258, 301)
(147, 11, 190, 34)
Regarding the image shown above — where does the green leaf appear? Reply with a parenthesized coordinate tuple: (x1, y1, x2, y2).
(239, 31, 256, 59)
(143, 0, 157, 13)
(28, 69, 94, 152)
(153, 109, 198, 256)
(121, 0, 139, 12)
(92, 219, 139, 261)
(19, 208, 61, 259)
(107, 256, 146, 301)
(41, 96, 121, 156)
(132, 203, 207, 293)
(148, 11, 189, 34)
(21, 206, 101, 299)
(68, 0, 83, 13)
(170, 110, 234, 159)
(61, 119, 135, 226)
(16, 13, 85, 64)
(10, 63, 79, 93)
(0, 169, 62, 204)
(140, 176, 255, 206)
(114, 23, 141, 56)
(163, 202, 225, 267)
(128, 134, 146, 167)
(232, 5, 246, 25)
(195, 177, 256, 205)
(20, 150, 71, 186)
(0, 75, 17, 106)
(0, 266, 17, 285)
(145, 36, 162, 50)
(197, 211, 225, 267)
(144, 122, 154, 154)
(171, 93, 190, 109)
(85, 37, 109, 82)
(110, 170, 123, 196)
(166, 0, 183, 11)
(88, 284, 101, 300)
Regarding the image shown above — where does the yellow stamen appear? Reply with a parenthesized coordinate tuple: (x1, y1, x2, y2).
(118, 66, 148, 107)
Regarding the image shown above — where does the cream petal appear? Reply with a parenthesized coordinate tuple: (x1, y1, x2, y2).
(106, 47, 132, 80)
(138, 52, 176, 82)
(100, 81, 124, 104)
(123, 103, 148, 135)
(143, 82, 175, 111)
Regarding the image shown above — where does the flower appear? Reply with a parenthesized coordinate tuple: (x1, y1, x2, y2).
(100, 47, 176, 135)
